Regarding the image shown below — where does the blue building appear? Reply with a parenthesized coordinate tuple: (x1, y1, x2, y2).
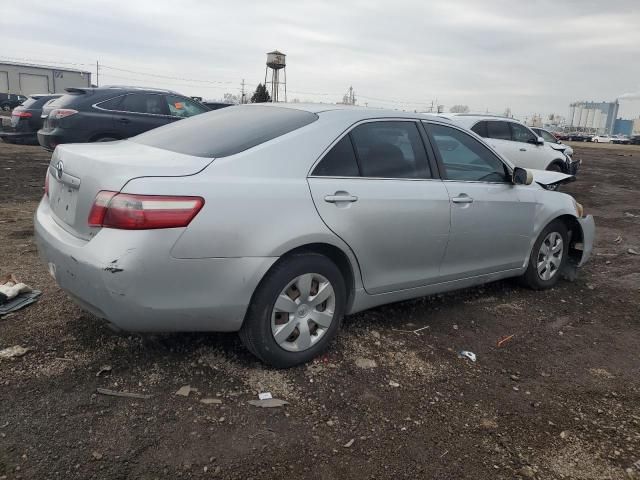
(613, 118, 633, 136)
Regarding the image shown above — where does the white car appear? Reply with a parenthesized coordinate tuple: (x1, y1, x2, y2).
(442, 114, 580, 175)
(591, 134, 613, 143)
(531, 127, 574, 158)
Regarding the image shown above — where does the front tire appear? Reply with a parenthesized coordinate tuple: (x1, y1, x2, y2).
(239, 253, 346, 368)
(521, 220, 569, 290)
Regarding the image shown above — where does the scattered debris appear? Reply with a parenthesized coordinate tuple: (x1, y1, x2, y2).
(440, 450, 449, 458)
(248, 398, 289, 408)
(0, 345, 31, 359)
(391, 325, 430, 335)
(343, 438, 355, 448)
(613, 235, 622, 244)
(458, 350, 477, 362)
(96, 388, 152, 399)
(496, 334, 515, 348)
(560, 430, 570, 439)
(92, 451, 103, 461)
(480, 418, 498, 430)
(519, 465, 535, 478)
(355, 357, 377, 369)
(628, 248, 639, 255)
(258, 392, 273, 400)
(0, 274, 41, 317)
(624, 212, 637, 218)
(200, 398, 222, 405)
(96, 365, 112, 377)
(388, 380, 400, 388)
(175, 385, 197, 397)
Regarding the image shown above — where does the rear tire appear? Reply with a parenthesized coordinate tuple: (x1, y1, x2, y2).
(521, 220, 569, 290)
(239, 253, 346, 368)
(1, 104, 10, 111)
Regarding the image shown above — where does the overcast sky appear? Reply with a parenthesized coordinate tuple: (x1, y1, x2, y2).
(4, 0, 640, 119)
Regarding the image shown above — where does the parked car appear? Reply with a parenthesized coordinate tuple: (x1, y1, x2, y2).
(203, 101, 234, 110)
(567, 132, 593, 142)
(591, 134, 613, 143)
(531, 127, 574, 158)
(630, 135, 640, 145)
(443, 114, 580, 174)
(34, 104, 594, 367)
(37, 86, 210, 151)
(0, 93, 28, 111)
(611, 135, 630, 145)
(0, 94, 62, 144)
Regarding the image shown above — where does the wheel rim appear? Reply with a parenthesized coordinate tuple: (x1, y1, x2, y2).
(270, 273, 336, 352)
(537, 232, 563, 281)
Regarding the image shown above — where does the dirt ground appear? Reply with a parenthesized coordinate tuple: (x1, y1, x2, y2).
(0, 140, 638, 480)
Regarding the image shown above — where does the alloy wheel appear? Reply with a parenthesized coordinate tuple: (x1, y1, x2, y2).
(271, 273, 336, 352)
(537, 232, 563, 281)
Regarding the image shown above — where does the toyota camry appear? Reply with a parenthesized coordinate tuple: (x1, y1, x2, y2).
(35, 104, 595, 367)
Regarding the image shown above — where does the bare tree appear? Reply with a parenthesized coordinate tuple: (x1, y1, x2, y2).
(449, 104, 470, 113)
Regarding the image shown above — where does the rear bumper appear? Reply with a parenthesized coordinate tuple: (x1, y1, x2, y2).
(576, 215, 595, 267)
(37, 128, 87, 151)
(34, 198, 276, 332)
(0, 131, 36, 142)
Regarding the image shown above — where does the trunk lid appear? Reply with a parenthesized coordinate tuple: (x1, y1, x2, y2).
(47, 141, 214, 240)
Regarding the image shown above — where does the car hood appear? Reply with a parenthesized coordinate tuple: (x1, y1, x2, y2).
(528, 168, 575, 188)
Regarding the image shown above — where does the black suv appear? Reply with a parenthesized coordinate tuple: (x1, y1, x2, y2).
(0, 94, 61, 144)
(37, 86, 210, 151)
(0, 93, 28, 111)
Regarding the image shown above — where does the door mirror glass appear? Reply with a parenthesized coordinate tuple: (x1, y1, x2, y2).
(513, 167, 533, 185)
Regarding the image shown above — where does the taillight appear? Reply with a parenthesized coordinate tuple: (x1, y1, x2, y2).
(49, 109, 78, 120)
(88, 191, 204, 230)
(44, 173, 50, 197)
(12, 111, 32, 118)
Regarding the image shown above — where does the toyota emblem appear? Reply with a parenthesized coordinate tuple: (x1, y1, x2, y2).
(55, 160, 64, 180)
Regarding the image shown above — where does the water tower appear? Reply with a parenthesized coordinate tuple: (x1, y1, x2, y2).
(265, 50, 286, 102)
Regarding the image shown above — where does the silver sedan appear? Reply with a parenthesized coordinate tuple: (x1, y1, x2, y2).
(34, 104, 595, 367)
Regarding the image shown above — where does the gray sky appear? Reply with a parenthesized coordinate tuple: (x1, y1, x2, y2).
(4, 0, 640, 119)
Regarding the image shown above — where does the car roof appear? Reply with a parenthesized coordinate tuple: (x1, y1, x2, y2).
(242, 102, 449, 122)
(439, 113, 525, 128)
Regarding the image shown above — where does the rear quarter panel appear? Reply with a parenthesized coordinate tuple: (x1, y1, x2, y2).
(121, 112, 364, 262)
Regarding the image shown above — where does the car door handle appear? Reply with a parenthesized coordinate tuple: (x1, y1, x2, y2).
(519, 148, 527, 151)
(116, 117, 131, 124)
(452, 194, 473, 204)
(324, 193, 358, 203)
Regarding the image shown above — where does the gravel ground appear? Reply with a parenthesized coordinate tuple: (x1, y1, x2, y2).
(0, 140, 638, 480)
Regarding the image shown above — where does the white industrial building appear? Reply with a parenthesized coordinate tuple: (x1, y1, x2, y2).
(0, 61, 91, 96)
(567, 100, 619, 134)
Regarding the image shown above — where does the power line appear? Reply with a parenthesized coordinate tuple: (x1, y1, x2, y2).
(0, 55, 445, 109)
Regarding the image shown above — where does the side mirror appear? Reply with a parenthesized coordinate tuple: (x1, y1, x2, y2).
(513, 167, 533, 185)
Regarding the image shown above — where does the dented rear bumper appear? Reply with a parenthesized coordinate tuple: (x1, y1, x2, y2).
(34, 198, 276, 332)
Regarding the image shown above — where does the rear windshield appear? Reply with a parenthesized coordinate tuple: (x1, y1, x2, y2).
(130, 105, 319, 158)
(21, 98, 40, 108)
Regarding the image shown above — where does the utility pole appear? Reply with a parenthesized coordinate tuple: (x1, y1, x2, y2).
(240, 79, 246, 104)
(96, 59, 100, 87)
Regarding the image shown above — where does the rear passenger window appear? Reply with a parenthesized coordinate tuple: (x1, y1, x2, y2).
(487, 121, 511, 140)
(120, 94, 168, 115)
(350, 122, 430, 179)
(312, 136, 359, 177)
(97, 95, 124, 111)
(471, 121, 488, 138)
